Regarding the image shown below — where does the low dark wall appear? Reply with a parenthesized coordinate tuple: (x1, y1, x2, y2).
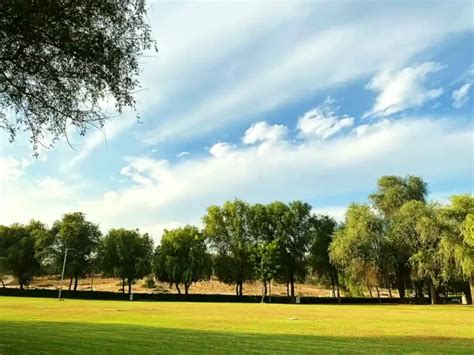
(0, 287, 459, 304)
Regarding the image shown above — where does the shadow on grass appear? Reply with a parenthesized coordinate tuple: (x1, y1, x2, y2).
(0, 320, 472, 354)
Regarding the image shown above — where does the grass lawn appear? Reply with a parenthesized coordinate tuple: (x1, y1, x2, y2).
(0, 297, 472, 354)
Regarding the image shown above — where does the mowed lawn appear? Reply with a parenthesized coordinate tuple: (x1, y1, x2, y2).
(0, 297, 472, 354)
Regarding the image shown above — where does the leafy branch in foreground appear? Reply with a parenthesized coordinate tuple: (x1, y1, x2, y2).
(0, 0, 156, 152)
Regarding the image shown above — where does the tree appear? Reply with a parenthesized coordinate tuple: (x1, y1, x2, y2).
(370, 175, 427, 299)
(50, 213, 101, 291)
(389, 200, 429, 299)
(330, 204, 394, 300)
(203, 200, 256, 296)
(99, 228, 153, 296)
(369, 175, 427, 218)
(439, 195, 474, 304)
(252, 240, 280, 301)
(308, 215, 340, 300)
(153, 226, 211, 295)
(409, 204, 445, 305)
(0, 1, 156, 151)
(250, 203, 280, 297)
(0, 225, 9, 287)
(273, 201, 313, 299)
(0, 223, 40, 289)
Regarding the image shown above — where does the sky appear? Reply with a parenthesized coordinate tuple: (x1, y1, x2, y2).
(1, 0, 473, 241)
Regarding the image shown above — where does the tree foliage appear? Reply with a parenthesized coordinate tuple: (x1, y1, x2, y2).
(99, 228, 153, 295)
(369, 175, 427, 218)
(48, 212, 101, 291)
(409, 204, 445, 304)
(154, 226, 211, 294)
(0, 0, 156, 151)
(273, 201, 313, 298)
(330, 204, 395, 299)
(204, 200, 256, 295)
(309, 215, 339, 298)
(0, 223, 40, 289)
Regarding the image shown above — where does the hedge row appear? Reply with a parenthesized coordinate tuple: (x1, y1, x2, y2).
(0, 287, 461, 304)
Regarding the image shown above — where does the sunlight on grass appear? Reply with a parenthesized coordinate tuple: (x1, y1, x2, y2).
(0, 297, 472, 354)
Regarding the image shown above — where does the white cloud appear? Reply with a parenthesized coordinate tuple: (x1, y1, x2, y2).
(243, 121, 288, 145)
(353, 119, 391, 136)
(144, 3, 472, 144)
(297, 99, 354, 139)
(65, 117, 135, 169)
(35, 178, 73, 200)
(209, 142, 235, 158)
(363, 62, 445, 118)
(452, 83, 471, 108)
(2, 116, 472, 238)
(177, 151, 190, 158)
(69, 116, 473, 237)
(0, 157, 23, 181)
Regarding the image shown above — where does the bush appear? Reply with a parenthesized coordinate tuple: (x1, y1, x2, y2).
(144, 276, 156, 289)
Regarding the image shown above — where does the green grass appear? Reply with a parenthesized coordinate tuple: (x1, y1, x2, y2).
(0, 297, 472, 354)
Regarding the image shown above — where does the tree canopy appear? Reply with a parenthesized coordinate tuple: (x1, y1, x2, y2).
(47, 213, 101, 291)
(0, 223, 41, 289)
(0, 0, 155, 151)
(204, 200, 256, 296)
(99, 228, 153, 295)
(154, 226, 211, 294)
(0, 174, 472, 304)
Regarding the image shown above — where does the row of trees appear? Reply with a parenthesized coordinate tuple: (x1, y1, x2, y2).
(0, 175, 472, 304)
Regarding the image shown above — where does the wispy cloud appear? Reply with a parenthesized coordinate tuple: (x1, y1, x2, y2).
(177, 151, 190, 158)
(143, 3, 472, 145)
(297, 98, 354, 139)
(452, 83, 472, 108)
(363, 62, 445, 118)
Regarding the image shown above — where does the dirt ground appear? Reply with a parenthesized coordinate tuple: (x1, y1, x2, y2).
(3, 275, 337, 296)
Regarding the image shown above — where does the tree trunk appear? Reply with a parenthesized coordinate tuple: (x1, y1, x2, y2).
(184, 283, 189, 295)
(286, 282, 289, 297)
(73, 273, 78, 291)
(19, 280, 24, 290)
(415, 281, 424, 302)
(176, 283, 181, 294)
(367, 285, 373, 298)
(331, 275, 336, 298)
(375, 286, 381, 303)
(429, 280, 438, 305)
(388, 285, 392, 298)
(128, 279, 132, 296)
(121, 278, 125, 294)
(235, 283, 239, 296)
(68, 276, 73, 291)
(290, 274, 295, 298)
(463, 280, 472, 305)
(239, 281, 243, 296)
(0, 278, 4, 288)
(396, 278, 405, 299)
(263, 281, 268, 296)
(335, 273, 341, 303)
(269, 280, 272, 303)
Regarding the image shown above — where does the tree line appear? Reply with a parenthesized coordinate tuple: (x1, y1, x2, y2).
(0, 175, 472, 304)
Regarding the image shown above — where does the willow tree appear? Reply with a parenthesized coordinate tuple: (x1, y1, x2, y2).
(439, 195, 474, 304)
(330, 204, 395, 300)
(154, 226, 211, 295)
(370, 175, 427, 298)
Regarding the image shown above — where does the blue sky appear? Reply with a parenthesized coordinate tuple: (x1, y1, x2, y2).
(1, 1, 473, 240)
